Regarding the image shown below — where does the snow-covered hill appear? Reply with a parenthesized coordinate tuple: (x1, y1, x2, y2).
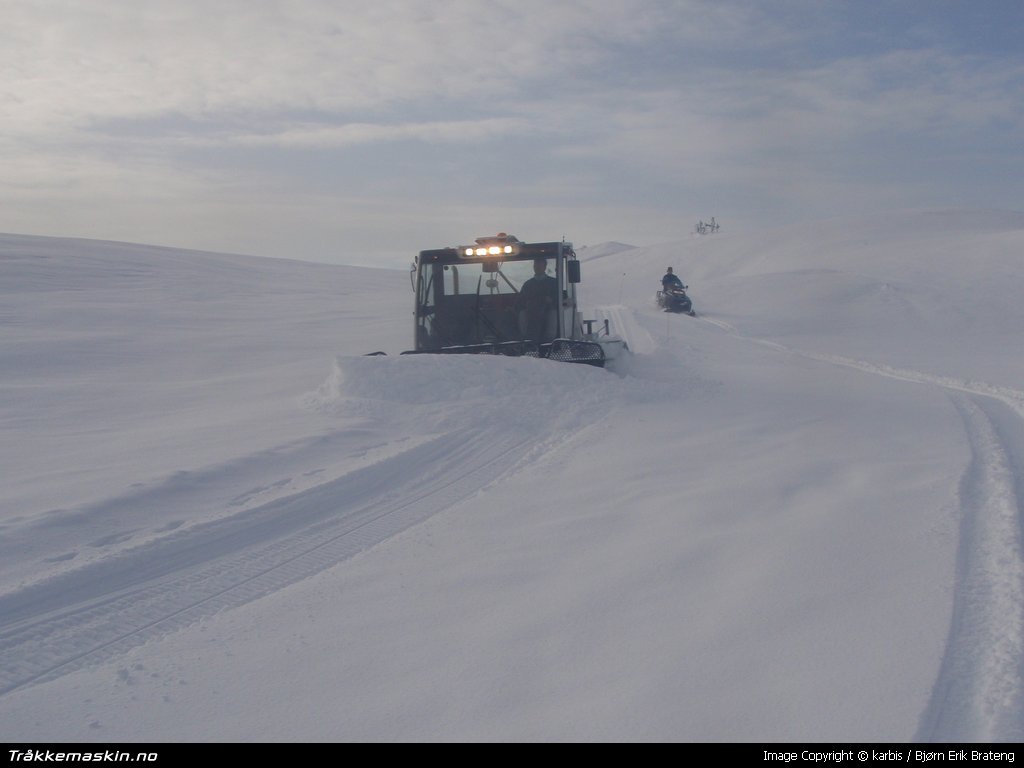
(1, 213, 1022, 742)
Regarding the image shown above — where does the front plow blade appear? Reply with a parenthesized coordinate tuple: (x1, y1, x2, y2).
(399, 338, 605, 367)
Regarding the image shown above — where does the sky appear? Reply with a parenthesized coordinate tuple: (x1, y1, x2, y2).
(1, 209, 1023, 742)
(3, 0, 1024, 267)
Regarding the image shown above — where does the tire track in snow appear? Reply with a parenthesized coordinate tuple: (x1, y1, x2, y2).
(698, 316, 1024, 741)
(0, 428, 533, 696)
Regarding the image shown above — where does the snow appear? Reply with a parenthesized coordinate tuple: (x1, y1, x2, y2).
(1, 211, 1023, 743)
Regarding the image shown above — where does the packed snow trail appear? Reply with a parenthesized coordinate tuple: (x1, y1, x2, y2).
(917, 395, 1024, 742)
(692, 312, 1024, 742)
(0, 352, 625, 696)
(0, 428, 536, 694)
(588, 305, 657, 356)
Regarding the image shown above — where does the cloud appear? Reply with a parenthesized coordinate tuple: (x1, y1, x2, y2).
(3, 1, 694, 133)
(2, 1, 1023, 264)
(221, 117, 535, 149)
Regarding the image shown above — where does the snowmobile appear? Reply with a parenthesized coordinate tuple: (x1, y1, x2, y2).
(656, 285, 696, 316)
(388, 233, 626, 367)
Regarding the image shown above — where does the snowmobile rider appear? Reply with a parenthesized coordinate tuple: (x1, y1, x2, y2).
(517, 258, 559, 343)
(662, 267, 685, 292)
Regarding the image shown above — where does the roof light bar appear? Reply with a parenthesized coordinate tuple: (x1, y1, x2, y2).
(463, 244, 515, 257)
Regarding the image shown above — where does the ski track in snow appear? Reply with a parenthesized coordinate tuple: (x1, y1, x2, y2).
(0, 428, 536, 695)
(698, 314, 1024, 742)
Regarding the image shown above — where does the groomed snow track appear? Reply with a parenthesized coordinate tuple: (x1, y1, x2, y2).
(0, 429, 534, 695)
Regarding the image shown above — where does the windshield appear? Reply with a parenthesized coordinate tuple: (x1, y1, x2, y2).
(416, 257, 562, 350)
(443, 259, 549, 296)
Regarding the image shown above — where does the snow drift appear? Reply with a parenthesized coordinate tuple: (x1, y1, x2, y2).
(1, 211, 1023, 742)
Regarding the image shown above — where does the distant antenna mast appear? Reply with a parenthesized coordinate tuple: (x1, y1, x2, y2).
(696, 217, 720, 235)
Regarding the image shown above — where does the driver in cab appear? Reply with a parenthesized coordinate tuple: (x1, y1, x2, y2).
(517, 258, 559, 343)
